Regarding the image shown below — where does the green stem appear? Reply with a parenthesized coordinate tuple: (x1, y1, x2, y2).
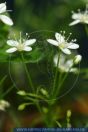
(1, 85, 14, 98)
(57, 72, 63, 90)
(85, 25, 88, 37)
(55, 65, 74, 97)
(35, 102, 49, 126)
(52, 50, 60, 95)
(21, 53, 35, 92)
(47, 104, 55, 127)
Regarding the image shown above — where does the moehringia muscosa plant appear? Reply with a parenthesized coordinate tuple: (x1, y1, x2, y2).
(0, 1, 85, 127)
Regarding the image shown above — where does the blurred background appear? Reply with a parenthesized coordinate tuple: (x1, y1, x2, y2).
(0, 0, 88, 131)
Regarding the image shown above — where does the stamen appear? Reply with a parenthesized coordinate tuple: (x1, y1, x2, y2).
(62, 31, 65, 39)
(73, 39, 77, 42)
(71, 39, 77, 42)
(66, 33, 72, 41)
(23, 39, 25, 42)
(26, 33, 28, 36)
(78, 9, 81, 13)
(85, 4, 88, 13)
(63, 31, 65, 34)
(13, 33, 17, 41)
(6, 10, 12, 12)
(20, 32, 22, 44)
(26, 33, 30, 40)
(71, 11, 74, 14)
(60, 30, 63, 33)
(8, 36, 10, 39)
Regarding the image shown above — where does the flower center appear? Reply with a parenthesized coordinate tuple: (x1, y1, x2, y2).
(59, 42, 66, 49)
(17, 44, 24, 51)
(80, 14, 88, 22)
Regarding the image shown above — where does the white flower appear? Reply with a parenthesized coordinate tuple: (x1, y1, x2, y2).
(0, 2, 13, 26)
(0, 100, 10, 111)
(69, 5, 88, 26)
(47, 32, 79, 55)
(54, 54, 78, 73)
(6, 32, 36, 53)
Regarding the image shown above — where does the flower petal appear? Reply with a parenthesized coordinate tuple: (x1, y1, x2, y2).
(24, 39, 36, 46)
(23, 46, 32, 51)
(0, 15, 13, 26)
(85, 21, 88, 24)
(69, 20, 80, 26)
(68, 43, 79, 49)
(72, 13, 80, 19)
(0, 3, 6, 13)
(6, 48, 17, 53)
(70, 68, 78, 73)
(0, 105, 5, 111)
(55, 32, 64, 43)
(61, 48, 71, 55)
(47, 39, 58, 46)
(7, 40, 19, 46)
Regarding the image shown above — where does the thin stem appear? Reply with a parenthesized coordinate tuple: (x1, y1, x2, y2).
(21, 53, 35, 92)
(57, 72, 63, 90)
(1, 85, 14, 98)
(52, 50, 60, 95)
(57, 72, 68, 93)
(85, 25, 88, 37)
(35, 101, 49, 126)
(55, 65, 73, 97)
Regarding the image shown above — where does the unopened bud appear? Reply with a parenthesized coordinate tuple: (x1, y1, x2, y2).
(17, 90, 26, 96)
(74, 55, 82, 64)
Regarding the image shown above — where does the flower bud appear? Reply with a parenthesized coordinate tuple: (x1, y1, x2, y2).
(67, 110, 71, 117)
(17, 90, 26, 96)
(74, 55, 82, 64)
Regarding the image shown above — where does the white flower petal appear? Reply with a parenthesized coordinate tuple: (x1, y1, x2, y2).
(61, 48, 71, 55)
(0, 3, 6, 13)
(70, 68, 78, 73)
(6, 47, 17, 53)
(69, 20, 80, 26)
(24, 39, 36, 46)
(47, 39, 58, 46)
(0, 15, 13, 26)
(72, 13, 80, 19)
(66, 60, 73, 68)
(23, 46, 32, 51)
(85, 21, 88, 24)
(0, 100, 10, 107)
(7, 40, 19, 46)
(54, 54, 59, 66)
(68, 43, 79, 49)
(0, 106, 5, 111)
(55, 32, 65, 43)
